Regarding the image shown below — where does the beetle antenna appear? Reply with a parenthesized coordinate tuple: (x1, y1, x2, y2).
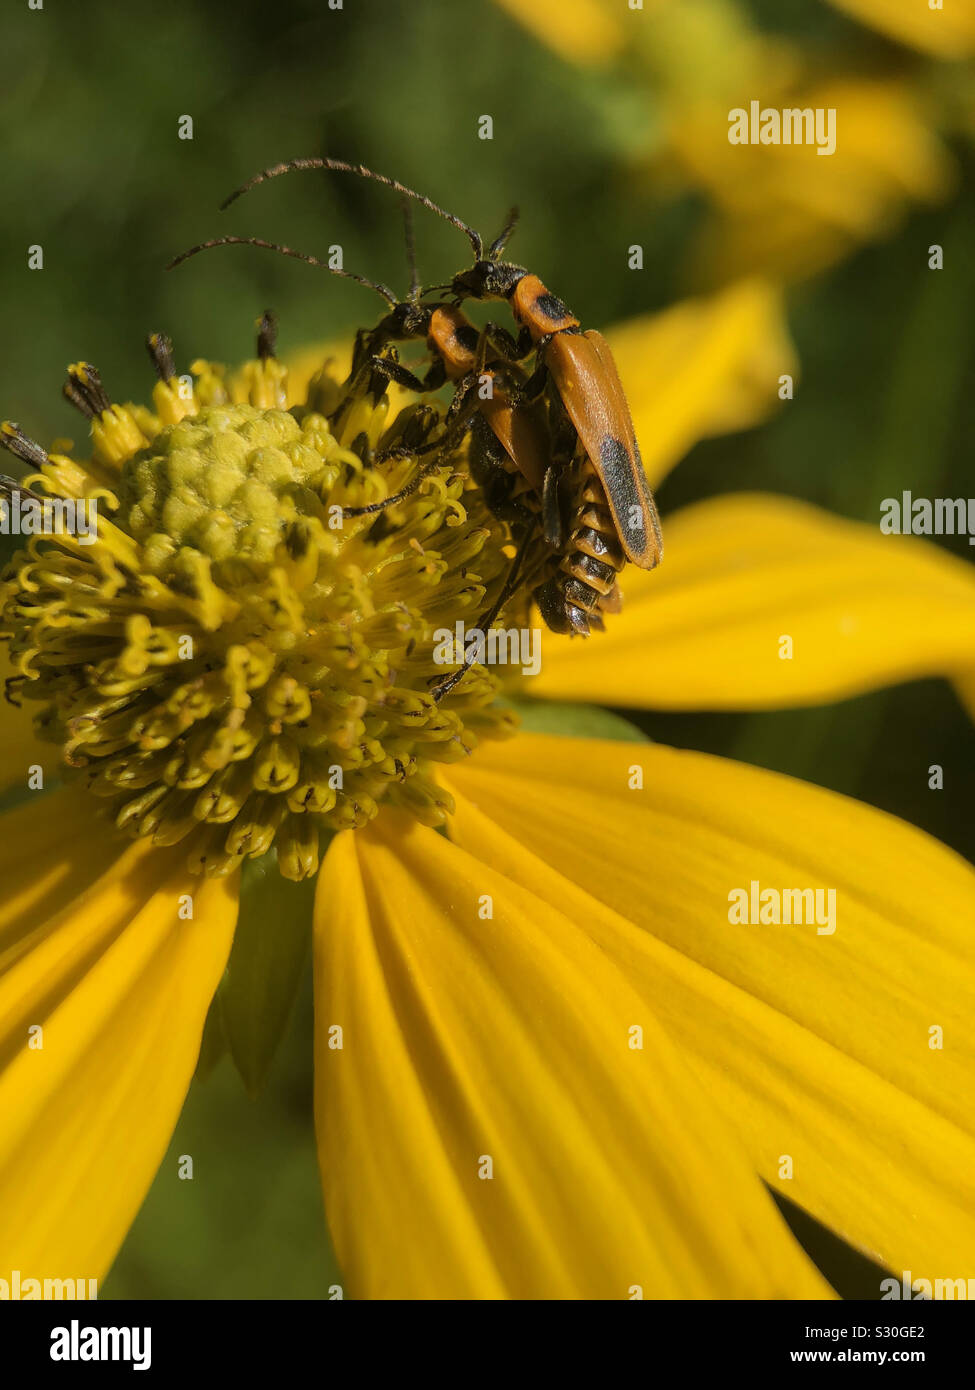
(219, 158, 484, 260)
(402, 198, 421, 304)
(488, 206, 520, 259)
(166, 235, 399, 308)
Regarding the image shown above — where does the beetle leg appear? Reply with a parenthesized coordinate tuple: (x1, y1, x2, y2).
(521, 341, 552, 400)
(364, 372, 478, 478)
(541, 463, 565, 550)
(340, 456, 445, 518)
(347, 326, 378, 379)
(442, 370, 481, 429)
(368, 355, 427, 394)
(466, 414, 535, 529)
(419, 358, 448, 391)
(481, 322, 532, 362)
(429, 520, 537, 702)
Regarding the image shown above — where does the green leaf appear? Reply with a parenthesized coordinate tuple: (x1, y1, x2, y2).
(219, 850, 316, 1097)
(503, 698, 651, 742)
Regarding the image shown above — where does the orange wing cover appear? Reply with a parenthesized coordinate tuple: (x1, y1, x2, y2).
(545, 329, 663, 568)
(480, 394, 549, 492)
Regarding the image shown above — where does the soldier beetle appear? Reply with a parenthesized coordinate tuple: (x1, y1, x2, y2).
(216, 158, 663, 634)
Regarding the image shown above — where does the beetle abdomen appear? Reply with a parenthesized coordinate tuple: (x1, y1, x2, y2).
(532, 468, 626, 635)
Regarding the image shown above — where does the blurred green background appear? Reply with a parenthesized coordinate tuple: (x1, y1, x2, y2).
(3, 0, 973, 1299)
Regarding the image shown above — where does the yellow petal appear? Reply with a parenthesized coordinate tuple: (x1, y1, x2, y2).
(825, 0, 975, 58)
(528, 493, 975, 709)
(677, 81, 953, 282)
(446, 734, 975, 1278)
(0, 787, 238, 1279)
(285, 340, 351, 405)
(0, 647, 57, 795)
(313, 814, 832, 1299)
(606, 280, 796, 489)
(953, 668, 975, 721)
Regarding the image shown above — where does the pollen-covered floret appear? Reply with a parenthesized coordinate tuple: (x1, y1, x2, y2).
(0, 337, 518, 879)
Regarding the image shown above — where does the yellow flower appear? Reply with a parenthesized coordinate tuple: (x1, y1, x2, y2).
(672, 79, 953, 284)
(2, 292, 975, 1301)
(493, 0, 624, 67)
(494, 0, 958, 281)
(824, 0, 975, 59)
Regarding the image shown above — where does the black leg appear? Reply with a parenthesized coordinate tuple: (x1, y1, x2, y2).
(369, 356, 428, 394)
(429, 522, 537, 702)
(348, 326, 378, 380)
(441, 371, 481, 429)
(480, 322, 532, 362)
(514, 326, 534, 358)
(466, 414, 534, 529)
(518, 332, 553, 400)
(419, 358, 448, 392)
(541, 463, 565, 550)
(522, 362, 549, 401)
(341, 457, 445, 518)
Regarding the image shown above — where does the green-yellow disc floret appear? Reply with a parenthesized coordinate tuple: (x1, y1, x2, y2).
(0, 346, 518, 879)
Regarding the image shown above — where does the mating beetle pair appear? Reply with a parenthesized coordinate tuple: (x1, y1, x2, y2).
(170, 158, 663, 682)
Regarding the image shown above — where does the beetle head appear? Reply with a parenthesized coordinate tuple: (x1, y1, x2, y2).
(387, 299, 432, 338)
(451, 260, 526, 303)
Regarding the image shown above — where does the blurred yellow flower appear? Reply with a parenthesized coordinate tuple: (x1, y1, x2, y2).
(669, 79, 954, 282)
(495, 0, 960, 281)
(606, 278, 796, 479)
(825, 0, 975, 58)
(493, 0, 624, 66)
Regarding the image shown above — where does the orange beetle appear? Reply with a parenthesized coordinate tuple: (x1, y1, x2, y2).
(216, 158, 663, 635)
(181, 158, 664, 638)
(449, 263, 663, 633)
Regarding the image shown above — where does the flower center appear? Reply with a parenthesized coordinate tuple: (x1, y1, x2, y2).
(1, 349, 518, 878)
